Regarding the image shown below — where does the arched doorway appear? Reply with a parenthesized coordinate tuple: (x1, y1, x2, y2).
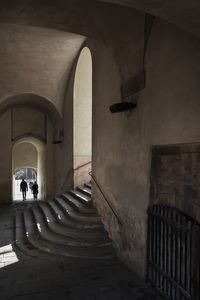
(0, 93, 63, 143)
(73, 47, 92, 187)
(12, 137, 46, 201)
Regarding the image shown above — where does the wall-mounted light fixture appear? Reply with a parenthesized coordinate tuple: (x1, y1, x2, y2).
(109, 15, 154, 115)
(109, 102, 136, 113)
(109, 71, 145, 114)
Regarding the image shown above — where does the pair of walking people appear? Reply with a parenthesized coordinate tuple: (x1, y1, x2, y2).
(20, 179, 38, 201)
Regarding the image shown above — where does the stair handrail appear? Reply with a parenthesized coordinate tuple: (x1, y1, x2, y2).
(74, 161, 91, 172)
(61, 161, 91, 190)
(89, 171, 122, 226)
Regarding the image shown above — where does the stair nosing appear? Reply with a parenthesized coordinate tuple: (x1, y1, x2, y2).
(23, 210, 115, 259)
(33, 205, 112, 248)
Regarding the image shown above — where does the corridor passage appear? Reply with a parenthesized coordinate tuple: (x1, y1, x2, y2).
(0, 202, 162, 300)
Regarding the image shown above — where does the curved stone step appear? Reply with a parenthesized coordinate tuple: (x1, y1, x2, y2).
(77, 186, 91, 197)
(84, 182, 91, 189)
(15, 213, 40, 257)
(54, 197, 101, 228)
(61, 192, 96, 215)
(15, 213, 57, 260)
(23, 210, 115, 259)
(47, 199, 105, 232)
(32, 205, 111, 248)
(55, 197, 100, 223)
(69, 190, 92, 206)
(39, 202, 108, 240)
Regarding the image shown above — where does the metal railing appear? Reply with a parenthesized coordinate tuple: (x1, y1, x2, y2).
(74, 161, 91, 173)
(147, 205, 200, 299)
(61, 161, 91, 190)
(89, 171, 122, 226)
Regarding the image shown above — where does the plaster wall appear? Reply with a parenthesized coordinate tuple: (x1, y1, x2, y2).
(0, 111, 12, 202)
(13, 142, 37, 171)
(0, 1, 145, 199)
(46, 119, 56, 199)
(12, 108, 46, 140)
(74, 47, 92, 162)
(53, 67, 74, 195)
(92, 19, 200, 277)
(0, 0, 144, 82)
(73, 47, 92, 187)
(0, 24, 84, 115)
(0, 0, 199, 280)
(98, 0, 200, 38)
(0, 107, 54, 202)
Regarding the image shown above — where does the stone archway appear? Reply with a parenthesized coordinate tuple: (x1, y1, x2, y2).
(12, 137, 46, 201)
(0, 93, 63, 143)
(0, 93, 57, 203)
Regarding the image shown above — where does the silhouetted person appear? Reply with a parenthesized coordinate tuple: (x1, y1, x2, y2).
(20, 179, 28, 201)
(32, 181, 39, 200)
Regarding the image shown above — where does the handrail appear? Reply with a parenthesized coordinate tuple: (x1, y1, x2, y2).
(89, 171, 122, 226)
(62, 161, 91, 190)
(74, 161, 91, 172)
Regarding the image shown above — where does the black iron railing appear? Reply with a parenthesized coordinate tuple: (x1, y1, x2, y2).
(74, 161, 91, 173)
(62, 162, 91, 190)
(89, 171, 122, 226)
(147, 205, 200, 299)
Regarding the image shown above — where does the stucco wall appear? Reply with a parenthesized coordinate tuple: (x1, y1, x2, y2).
(0, 0, 199, 280)
(91, 19, 200, 277)
(73, 47, 92, 187)
(13, 142, 37, 171)
(74, 47, 92, 163)
(0, 1, 144, 202)
(0, 24, 84, 115)
(0, 111, 12, 202)
(12, 108, 46, 140)
(54, 66, 74, 195)
(0, 0, 144, 82)
(0, 108, 54, 202)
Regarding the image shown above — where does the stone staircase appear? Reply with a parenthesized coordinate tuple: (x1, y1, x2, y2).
(15, 183, 115, 259)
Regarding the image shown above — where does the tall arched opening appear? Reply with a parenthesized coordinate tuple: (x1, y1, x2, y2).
(12, 137, 46, 201)
(73, 47, 92, 187)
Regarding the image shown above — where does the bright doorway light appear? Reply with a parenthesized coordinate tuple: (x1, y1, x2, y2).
(12, 138, 46, 201)
(13, 167, 37, 200)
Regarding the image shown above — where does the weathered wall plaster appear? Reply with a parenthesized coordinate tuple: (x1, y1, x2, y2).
(0, 0, 199, 280)
(0, 111, 12, 202)
(0, 24, 85, 115)
(0, 107, 54, 202)
(91, 19, 200, 277)
(73, 47, 92, 187)
(13, 142, 37, 171)
(12, 108, 46, 141)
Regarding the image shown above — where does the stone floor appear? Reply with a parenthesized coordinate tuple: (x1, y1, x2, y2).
(0, 202, 163, 300)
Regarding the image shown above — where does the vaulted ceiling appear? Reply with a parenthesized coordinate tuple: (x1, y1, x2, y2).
(98, 0, 200, 36)
(0, 0, 144, 94)
(0, 0, 199, 118)
(0, 24, 85, 114)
